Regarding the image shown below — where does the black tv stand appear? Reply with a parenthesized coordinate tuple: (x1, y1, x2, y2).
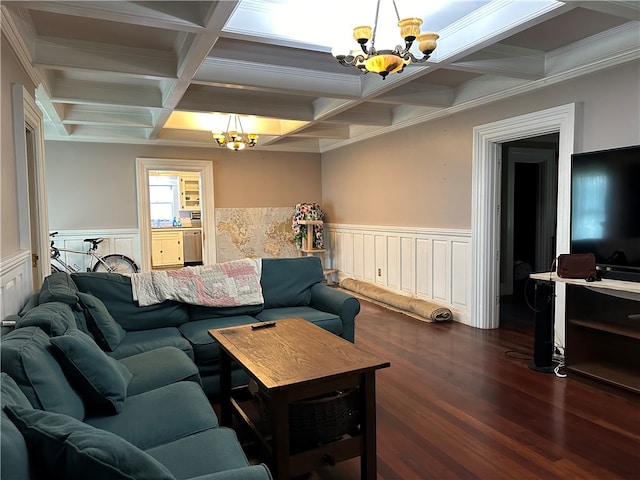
(528, 280, 558, 374)
(530, 273, 640, 394)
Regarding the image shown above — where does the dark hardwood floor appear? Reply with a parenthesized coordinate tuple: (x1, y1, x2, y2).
(227, 299, 640, 479)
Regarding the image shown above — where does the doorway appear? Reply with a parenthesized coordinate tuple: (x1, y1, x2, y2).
(471, 103, 576, 349)
(499, 135, 559, 333)
(148, 170, 204, 270)
(135, 158, 216, 272)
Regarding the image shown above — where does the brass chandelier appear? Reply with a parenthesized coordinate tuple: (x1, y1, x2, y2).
(333, 0, 439, 79)
(212, 115, 258, 151)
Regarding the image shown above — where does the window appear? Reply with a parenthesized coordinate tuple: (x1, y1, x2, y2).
(149, 174, 179, 226)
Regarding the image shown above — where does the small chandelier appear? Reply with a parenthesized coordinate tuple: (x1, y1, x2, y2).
(212, 115, 258, 151)
(333, 0, 439, 79)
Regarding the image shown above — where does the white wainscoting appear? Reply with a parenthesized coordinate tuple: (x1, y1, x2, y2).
(1, 250, 33, 318)
(49, 229, 141, 273)
(326, 224, 472, 325)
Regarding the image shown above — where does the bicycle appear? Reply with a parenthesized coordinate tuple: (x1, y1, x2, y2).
(50, 232, 140, 274)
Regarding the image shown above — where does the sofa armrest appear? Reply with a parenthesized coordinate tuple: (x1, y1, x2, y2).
(188, 464, 273, 480)
(309, 284, 360, 342)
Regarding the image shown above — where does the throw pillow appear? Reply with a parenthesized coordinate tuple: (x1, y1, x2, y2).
(4, 405, 176, 480)
(77, 291, 126, 351)
(50, 329, 132, 415)
(16, 302, 77, 336)
(0, 327, 86, 420)
(39, 271, 79, 305)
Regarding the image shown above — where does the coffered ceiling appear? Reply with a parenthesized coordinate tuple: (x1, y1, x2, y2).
(2, 1, 639, 152)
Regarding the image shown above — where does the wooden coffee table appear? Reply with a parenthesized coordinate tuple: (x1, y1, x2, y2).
(209, 317, 390, 480)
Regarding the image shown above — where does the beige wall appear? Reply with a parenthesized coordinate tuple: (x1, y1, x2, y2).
(1, 35, 36, 259)
(322, 61, 640, 228)
(44, 141, 322, 230)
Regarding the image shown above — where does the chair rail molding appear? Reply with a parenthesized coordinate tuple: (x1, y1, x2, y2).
(326, 223, 472, 326)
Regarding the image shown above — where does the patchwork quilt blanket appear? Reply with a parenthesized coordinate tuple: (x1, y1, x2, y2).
(131, 258, 263, 307)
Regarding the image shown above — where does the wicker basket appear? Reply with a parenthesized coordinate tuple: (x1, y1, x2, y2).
(259, 388, 360, 450)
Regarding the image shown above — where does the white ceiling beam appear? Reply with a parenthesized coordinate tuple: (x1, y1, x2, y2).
(32, 37, 177, 79)
(372, 83, 453, 108)
(2, 1, 214, 32)
(35, 85, 72, 137)
(178, 87, 315, 121)
(62, 105, 153, 128)
(147, 1, 239, 140)
(451, 44, 546, 80)
(435, 0, 571, 63)
(194, 57, 362, 99)
(290, 124, 351, 139)
(52, 79, 163, 109)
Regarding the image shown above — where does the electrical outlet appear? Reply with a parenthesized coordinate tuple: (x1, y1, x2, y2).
(377, 268, 382, 276)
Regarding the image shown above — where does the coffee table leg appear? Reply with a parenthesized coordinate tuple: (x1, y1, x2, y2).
(360, 372, 377, 480)
(219, 350, 232, 427)
(269, 392, 290, 480)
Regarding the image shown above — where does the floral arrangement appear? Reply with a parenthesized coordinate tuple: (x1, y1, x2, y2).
(292, 203, 324, 249)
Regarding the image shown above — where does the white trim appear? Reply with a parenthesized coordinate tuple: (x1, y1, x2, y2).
(12, 85, 50, 287)
(327, 223, 472, 326)
(135, 158, 216, 272)
(0, 250, 33, 318)
(472, 104, 575, 343)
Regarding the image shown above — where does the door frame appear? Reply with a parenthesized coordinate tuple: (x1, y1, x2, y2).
(135, 158, 216, 272)
(12, 85, 50, 288)
(471, 103, 576, 346)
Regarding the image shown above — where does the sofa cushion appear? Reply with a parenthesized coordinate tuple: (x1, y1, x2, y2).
(85, 381, 218, 450)
(16, 301, 77, 336)
(178, 316, 257, 365)
(260, 257, 324, 308)
(77, 292, 126, 351)
(187, 302, 263, 321)
(108, 327, 194, 360)
(71, 272, 189, 330)
(4, 405, 176, 480)
(118, 347, 201, 396)
(0, 327, 85, 420)
(1, 374, 33, 480)
(39, 271, 79, 305)
(255, 307, 343, 336)
(146, 427, 251, 479)
(50, 329, 133, 415)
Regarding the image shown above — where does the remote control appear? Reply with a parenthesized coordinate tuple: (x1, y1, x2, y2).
(251, 321, 276, 330)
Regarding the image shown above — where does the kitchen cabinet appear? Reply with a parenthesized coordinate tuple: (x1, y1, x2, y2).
(180, 173, 200, 210)
(152, 230, 184, 267)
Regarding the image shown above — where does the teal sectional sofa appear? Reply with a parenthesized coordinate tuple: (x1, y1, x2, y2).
(1, 256, 360, 479)
(0, 327, 271, 480)
(20, 256, 359, 395)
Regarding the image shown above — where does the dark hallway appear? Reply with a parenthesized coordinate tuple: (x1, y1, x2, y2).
(499, 134, 559, 334)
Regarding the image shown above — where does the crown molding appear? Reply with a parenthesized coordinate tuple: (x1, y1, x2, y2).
(1, 6, 43, 89)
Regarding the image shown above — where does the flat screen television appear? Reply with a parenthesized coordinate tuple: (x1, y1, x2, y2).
(570, 144, 640, 282)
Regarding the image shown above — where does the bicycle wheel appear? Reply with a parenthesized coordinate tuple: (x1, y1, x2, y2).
(51, 264, 63, 273)
(92, 254, 140, 274)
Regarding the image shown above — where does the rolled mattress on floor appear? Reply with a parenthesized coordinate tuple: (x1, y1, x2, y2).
(339, 278, 452, 322)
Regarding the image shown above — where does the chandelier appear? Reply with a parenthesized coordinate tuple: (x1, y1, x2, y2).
(212, 115, 258, 151)
(333, 0, 439, 79)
